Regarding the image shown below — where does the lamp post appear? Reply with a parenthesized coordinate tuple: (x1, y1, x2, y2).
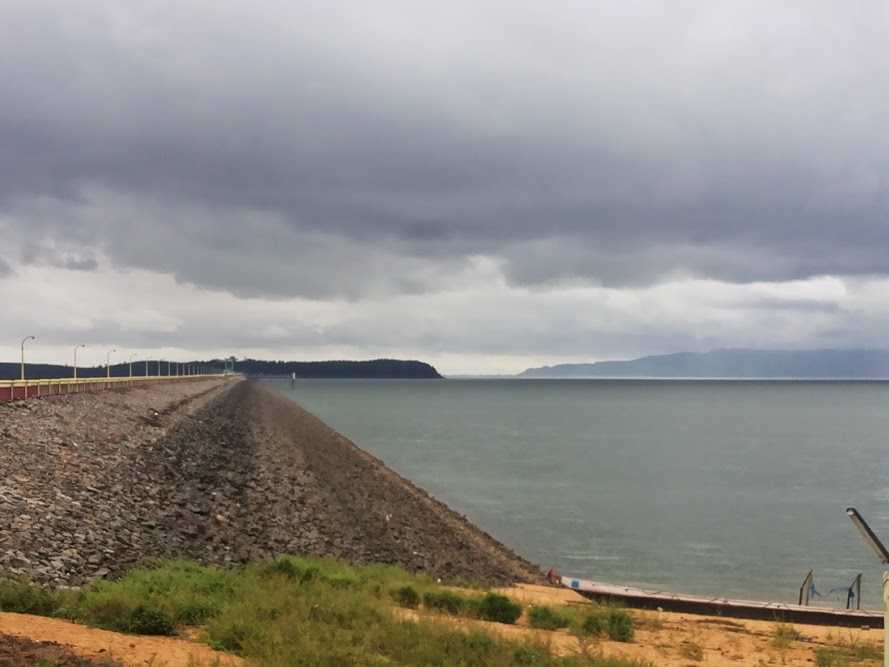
(106, 349, 116, 379)
(73, 344, 86, 379)
(20, 335, 36, 381)
(129, 353, 137, 378)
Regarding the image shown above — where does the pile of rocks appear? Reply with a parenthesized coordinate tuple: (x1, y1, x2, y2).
(1, 378, 543, 586)
(0, 379, 230, 584)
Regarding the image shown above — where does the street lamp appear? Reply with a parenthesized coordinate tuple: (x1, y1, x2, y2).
(106, 349, 116, 379)
(72, 344, 86, 379)
(129, 353, 137, 378)
(20, 335, 37, 381)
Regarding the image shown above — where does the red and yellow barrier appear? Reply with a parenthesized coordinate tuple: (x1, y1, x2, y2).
(0, 374, 224, 403)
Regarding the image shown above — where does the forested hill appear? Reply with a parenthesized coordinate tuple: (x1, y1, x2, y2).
(519, 349, 889, 379)
(1, 358, 442, 380)
(236, 359, 442, 379)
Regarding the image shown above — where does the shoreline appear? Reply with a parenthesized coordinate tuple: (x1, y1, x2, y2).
(0, 378, 541, 586)
(1, 378, 878, 625)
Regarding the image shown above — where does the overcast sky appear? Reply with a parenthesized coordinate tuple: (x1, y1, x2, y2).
(2, 1, 889, 374)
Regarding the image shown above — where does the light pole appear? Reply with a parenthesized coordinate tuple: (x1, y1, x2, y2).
(129, 353, 137, 378)
(20, 335, 36, 381)
(72, 344, 86, 379)
(106, 349, 116, 379)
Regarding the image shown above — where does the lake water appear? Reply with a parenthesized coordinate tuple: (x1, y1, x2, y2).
(267, 378, 889, 609)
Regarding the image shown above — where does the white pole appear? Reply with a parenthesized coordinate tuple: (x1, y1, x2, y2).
(106, 349, 116, 379)
(73, 344, 85, 379)
(20, 335, 36, 381)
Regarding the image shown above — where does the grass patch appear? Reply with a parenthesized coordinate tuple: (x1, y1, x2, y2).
(815, 633, 882, 666)
(528, 605, 571, 630)
(423, 590, 469, 615)
(393, 585, 421, 609)
(0, 577, 62, 615)
(572, 607, 635, 643)
(816, 648, 848, 667)
(772, 623, 802, 649)
(0, 556, 651, 666)
(477, 592, 523, 624)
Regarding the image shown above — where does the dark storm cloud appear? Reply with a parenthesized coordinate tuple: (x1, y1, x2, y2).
(3, 1, 889, 298)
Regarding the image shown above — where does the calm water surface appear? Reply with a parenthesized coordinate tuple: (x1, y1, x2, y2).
(267, 378, 889, 608)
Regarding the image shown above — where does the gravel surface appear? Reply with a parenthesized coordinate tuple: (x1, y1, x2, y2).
(0, 378, 543, 586)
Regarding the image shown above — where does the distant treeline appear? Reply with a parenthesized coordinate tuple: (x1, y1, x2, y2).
(0, 361, 220, 381)
(1, 358, 442, 381)
(234, 358, 442, 379)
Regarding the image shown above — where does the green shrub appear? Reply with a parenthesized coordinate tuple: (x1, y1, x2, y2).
(606, 609, 634, 642)
(127, 605, 176, 635)
(576, 612, 607, 636)
(258, 557, 325, 586)
(0, 578, 61, 615)
(393, 585, 420, 609)
(326, 574, 359, 589)
(2, 556, 655, 666)
(79, 597, 175, 636)
(208, 618, 262, 652)
(477, 593, 523, 624)
(423, 590, 467, 615)
(574, 609, 634, 642)
(528, 605, 570, 630)
(513, 644, 547, 664)
(260, 558, 301, 580)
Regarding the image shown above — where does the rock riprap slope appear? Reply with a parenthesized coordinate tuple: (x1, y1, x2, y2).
(1, 379, 542, 586)
(0, 378, 233, 584)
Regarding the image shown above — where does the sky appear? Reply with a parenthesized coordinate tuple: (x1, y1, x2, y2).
(2, 1, 889, 375)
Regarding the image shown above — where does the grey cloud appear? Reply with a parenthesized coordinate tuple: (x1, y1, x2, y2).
(3, 1, 889, 298)
(0, 257, 11, 277)
(21, 242, 98, 272)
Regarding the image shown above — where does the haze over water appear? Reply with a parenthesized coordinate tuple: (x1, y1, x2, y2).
(269, 378, 889, 609)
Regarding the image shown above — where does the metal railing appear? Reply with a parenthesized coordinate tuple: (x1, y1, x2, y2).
(0, 373, 225, 403)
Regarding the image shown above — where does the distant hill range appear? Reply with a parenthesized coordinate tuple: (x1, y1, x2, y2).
(236, 358, 442, 379)
(519, 349, 889, 379)
(0, 358, 442, 381)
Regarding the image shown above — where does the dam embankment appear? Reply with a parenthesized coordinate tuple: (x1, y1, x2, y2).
(0, 378, 542, 586)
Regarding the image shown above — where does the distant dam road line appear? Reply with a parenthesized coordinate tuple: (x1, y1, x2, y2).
(0, 373, 232, 402)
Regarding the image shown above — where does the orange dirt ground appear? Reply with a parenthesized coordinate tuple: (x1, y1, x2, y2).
(445, 584, 884, 666)
(0, 613, 242, 667)
(0, 585, 882, 666)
